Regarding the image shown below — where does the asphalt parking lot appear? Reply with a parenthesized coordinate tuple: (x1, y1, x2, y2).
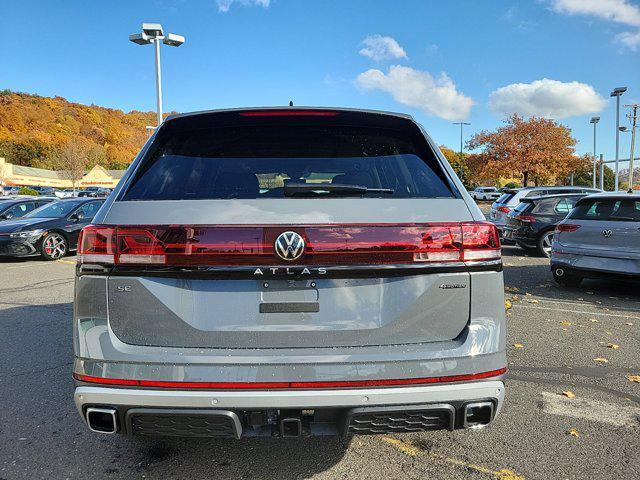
(1, 243, 639, 479)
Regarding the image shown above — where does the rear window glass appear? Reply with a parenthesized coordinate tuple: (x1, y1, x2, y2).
(495, 193, 514, 204)
(122, 124, 455, 200)
(569, 198, 640, 222)
(513, 202, 531, 214)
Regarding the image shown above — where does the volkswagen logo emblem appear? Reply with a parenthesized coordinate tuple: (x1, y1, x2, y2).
(274, 231, 305, 261)
(602, 229, 613, 238)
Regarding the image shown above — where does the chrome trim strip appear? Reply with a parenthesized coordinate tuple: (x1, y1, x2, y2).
(105, 259, 502, 279)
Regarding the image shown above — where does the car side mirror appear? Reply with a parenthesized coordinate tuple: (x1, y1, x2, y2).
(69, 213, 82, 222)
(0, 214, 7, 220)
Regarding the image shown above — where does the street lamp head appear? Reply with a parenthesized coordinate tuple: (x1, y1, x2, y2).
(142, 23, 164, 37)
(619, 126, 628, 132)
(590, 116, 600, 124)
(163, 33, 185, 47)
(129, 33, 152, 45)
(610, 86, 627, 97)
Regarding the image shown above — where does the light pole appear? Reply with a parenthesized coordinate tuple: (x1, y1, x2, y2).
(453, 122, 471, 184)
(129, 23, 185, 126)
(590, 117, 600, 188)
(611, 87, 627, 190)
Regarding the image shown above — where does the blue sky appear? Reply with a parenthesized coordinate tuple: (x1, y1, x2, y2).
(3, 0, 639, 163)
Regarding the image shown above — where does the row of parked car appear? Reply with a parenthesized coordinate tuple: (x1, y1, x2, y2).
(0, 196, 104, 260)
(486, 185, 640, 287)
(1, 185, 112, 198)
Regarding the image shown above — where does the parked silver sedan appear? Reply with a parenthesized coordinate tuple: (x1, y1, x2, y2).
(551, 193, 640, 286)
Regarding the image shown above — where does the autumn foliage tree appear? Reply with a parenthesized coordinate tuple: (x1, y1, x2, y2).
(439, 145, 471, 188)
(466, 114, 584, 187)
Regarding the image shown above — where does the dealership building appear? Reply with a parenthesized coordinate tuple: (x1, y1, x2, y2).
(0, 157, 125, 189)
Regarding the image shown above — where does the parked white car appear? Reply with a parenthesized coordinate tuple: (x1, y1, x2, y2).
(55, 189, 78, 198)
(470, 187, 501, 201)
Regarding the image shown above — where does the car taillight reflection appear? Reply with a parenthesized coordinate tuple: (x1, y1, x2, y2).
(556, 223, 581, 233)
(77, 222, 501, 266)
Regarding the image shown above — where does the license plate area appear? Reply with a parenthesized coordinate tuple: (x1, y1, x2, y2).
(260, 280, 319, 314)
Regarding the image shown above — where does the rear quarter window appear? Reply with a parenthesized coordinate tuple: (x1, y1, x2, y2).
(122, 119, 456, 201)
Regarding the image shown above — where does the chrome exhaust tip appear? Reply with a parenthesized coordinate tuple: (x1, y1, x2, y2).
(463, 401, 494, 429)
(86, 407, 118, 434)
(555, 267, 565, 277)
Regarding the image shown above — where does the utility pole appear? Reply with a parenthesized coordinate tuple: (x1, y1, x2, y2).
(453, 122, 470, 184)
(626, 104, 639, 192)
(611, 87, 627, 190)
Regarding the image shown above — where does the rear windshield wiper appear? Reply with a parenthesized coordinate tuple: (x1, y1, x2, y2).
(283, 183, 394, 196)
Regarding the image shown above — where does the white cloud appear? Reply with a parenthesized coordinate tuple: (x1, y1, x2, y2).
(488, 78, 606, 119)
(549, 0, 640, 26)
(356, 65, 474, 121)
(216, 0, 270, 13)
(549, 0, 640, 49)
(359, 35, 407, 61)
(617, 29, 640, 49)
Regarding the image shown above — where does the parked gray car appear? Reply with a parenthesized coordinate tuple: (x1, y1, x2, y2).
(551, 193, 640, 286)
(73, 107, 506, 439)
(489, 186, 601, 238)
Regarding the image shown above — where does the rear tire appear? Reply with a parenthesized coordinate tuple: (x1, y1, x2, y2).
(552, 266, 582, 287)
(40, 232, 68, 261)
(536, 230, 555, 258)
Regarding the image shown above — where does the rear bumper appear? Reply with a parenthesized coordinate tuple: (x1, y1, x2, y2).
(74, 379, 505, 437)
(551, 251, 640, 277)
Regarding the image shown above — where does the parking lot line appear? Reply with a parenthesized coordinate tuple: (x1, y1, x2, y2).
(532, 297, 640, 313)
(541, 392, 640, 427)
(381, 437, 525, 479)
(513, 303, 640, 320)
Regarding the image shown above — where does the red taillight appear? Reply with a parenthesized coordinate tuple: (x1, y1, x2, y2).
(73, 367, 507, 389)
(515, 215, 536, 223)
(239, 110, 339, 117)
(77, 225, 116, 264)
(556, 223, 581, 232)
(497, 206, 511, 214)
(461, 222, 501, 261)
(78, 222, 501, 266)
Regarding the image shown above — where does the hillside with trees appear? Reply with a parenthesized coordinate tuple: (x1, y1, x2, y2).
(0, 90, 157, 170)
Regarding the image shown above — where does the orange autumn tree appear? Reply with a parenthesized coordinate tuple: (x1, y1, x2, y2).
(466, 114, 583, 187)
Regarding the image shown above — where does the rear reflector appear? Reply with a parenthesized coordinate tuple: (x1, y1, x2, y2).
(497, 206, 511, 214)
(556, 223, 581, 232)
(78, 222, 501, 266)
(73, 367, 507, 389)
(514, 215, 536, 223)
(239, 110, 339, 117)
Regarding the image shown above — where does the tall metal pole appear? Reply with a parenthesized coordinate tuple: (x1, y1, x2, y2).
(611, 88, 628, 190)
(153, 38, 163, 126)
(615, 95, 621, 190)
(599, 154, 604, 191)
(592, 121, 597, 188)
(453, 122, 470, 184)
(628, 105, 638, 192)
